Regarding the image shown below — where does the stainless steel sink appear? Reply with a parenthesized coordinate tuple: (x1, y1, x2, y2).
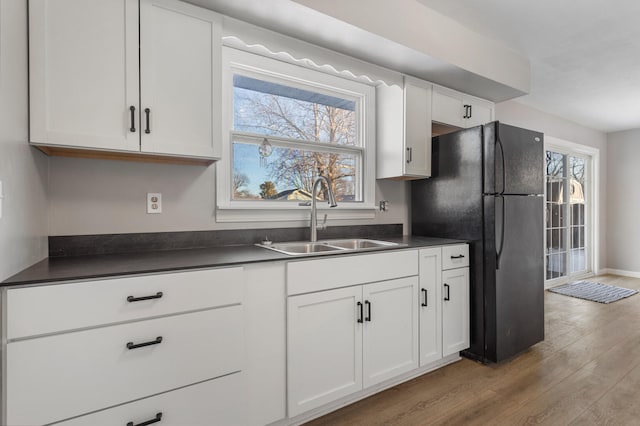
(265, 242, 344, 255)
(322, 239, 400, 250)
(257, 238, 405, 256)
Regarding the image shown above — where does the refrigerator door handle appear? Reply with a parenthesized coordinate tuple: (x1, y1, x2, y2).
(496, 132, 506, 195)
(496, 194, 506, 270)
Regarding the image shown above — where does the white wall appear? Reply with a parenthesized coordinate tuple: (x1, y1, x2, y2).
(0, 0, 49, 281)
(496, 100, 608, 272)
(605, 129, 640, 274)
(48, 157, 408, 235)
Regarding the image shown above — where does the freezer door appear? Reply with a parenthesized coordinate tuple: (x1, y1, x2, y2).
(483, 122, 544, 196)
(487, 194, 545, 362)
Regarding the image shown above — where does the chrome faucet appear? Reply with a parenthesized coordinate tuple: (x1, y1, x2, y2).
(299, 176, 338, 242)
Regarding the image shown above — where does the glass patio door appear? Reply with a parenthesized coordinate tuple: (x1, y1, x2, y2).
(545, 150, 590, 281)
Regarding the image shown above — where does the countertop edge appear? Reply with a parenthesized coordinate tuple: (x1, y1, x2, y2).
(2, 236, 468, 288)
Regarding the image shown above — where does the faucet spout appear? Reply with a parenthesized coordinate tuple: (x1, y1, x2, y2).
(309, 176, 338, 242)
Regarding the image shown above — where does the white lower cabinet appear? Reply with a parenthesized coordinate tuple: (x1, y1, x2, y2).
(2, 267, 246, 426)
(287, 277, 419, 417)
(287, 286, 363, 417)
(6, 307, 242, 426)
(419, 245, 470, 364)
(2, 246, 470, 425)
(442, 267, 470, 356)
(55, 373, 245, 426)
(244, 262, 287, 426)
(363, 277, 419, 387)
(418, 247, 443, 366)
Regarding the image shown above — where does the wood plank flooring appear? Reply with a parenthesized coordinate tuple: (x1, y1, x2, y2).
(307, 274, 640, 425)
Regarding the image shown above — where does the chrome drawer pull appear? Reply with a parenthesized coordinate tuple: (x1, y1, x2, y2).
(127, 412, 162, 426)
(127, 292, 163, 303)
(126, 336, 163, 350)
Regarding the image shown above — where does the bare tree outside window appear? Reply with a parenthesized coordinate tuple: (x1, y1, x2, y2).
(232, 75, 361, 202)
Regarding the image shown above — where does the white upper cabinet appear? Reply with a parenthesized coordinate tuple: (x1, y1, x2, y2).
(377, 76, 432, 179)
(432, 84, 494, 129)
(139, 0, 221, 158)
(29, 0, 221, 162)
(29, 0, 140, 152)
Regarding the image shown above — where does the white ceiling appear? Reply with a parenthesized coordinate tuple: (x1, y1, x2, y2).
(417, 0, 640, 133)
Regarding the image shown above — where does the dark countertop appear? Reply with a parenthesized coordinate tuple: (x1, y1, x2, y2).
(1, 236, 466, 287)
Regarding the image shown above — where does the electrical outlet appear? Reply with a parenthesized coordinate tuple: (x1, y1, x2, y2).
(147, 193, 162, 214)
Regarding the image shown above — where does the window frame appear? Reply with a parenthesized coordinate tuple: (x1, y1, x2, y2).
(216, 47, 376, 221)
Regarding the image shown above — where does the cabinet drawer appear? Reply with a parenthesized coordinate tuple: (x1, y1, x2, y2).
(6, 306, 243, 426)
(442, 244, 469, 270)
(55, 373, 245, 426)
(287, 250, 418, 295)
(6, 267, 243, 339)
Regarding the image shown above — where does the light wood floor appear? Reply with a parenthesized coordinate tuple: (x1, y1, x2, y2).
(308, 274, 640, 425)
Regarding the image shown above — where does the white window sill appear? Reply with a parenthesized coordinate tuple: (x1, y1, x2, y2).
(215, 205, 376, 223)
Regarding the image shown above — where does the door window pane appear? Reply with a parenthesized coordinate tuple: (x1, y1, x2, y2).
(545, 150, 590, 280)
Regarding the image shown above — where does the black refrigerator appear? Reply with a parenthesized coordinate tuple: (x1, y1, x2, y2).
(411, 121, 544, 363)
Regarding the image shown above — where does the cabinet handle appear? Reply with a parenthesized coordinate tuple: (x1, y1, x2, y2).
(450, 254, 465, 259)
(365, 300, 372, 322)
(129, 106, 136, 132)
(127, 292, 163, 303)
(468, 104, 473, 118)
(144, 108, 151, 134)
(463, 104, 471, 119)
(406, 147, 412, 163)
(421, 288, 428, 307)
(127, 412, 163, 426)
(126, 336, 163, 350)
(444, 284, 450, 301)
(357, 301, 363, 323)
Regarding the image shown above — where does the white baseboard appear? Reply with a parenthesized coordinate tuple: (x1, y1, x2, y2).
(599, 268, 640, 278)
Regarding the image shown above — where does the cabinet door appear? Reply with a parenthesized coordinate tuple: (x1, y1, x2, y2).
(287, 287, 363, 417)
(140, 0, 221, 159)
(442, 267, 470, 357)
(244, 263, 286, 426)
(29, 0, 140, 151)
(404, 78, 432, 177)
(432, 86, 464, 128)
(419, 248, 443, 366)
(466, 100, 494, 127)
(362, 277, 419, 388)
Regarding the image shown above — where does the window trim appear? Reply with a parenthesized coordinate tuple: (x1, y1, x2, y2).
(216, 47, 376, 221)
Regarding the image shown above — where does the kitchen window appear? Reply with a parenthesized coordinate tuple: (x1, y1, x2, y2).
(216, 47, 376, 220)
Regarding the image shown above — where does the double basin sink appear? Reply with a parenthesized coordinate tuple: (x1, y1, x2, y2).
(257, 238, 405, 256)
